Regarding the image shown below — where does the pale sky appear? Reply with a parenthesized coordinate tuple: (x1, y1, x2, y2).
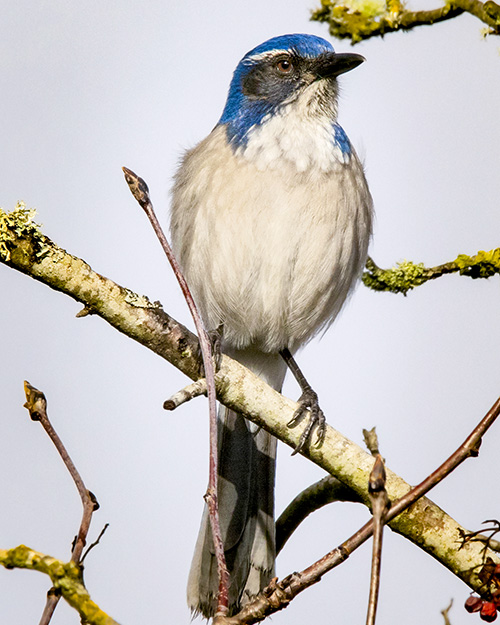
(1, 2, 500, 624)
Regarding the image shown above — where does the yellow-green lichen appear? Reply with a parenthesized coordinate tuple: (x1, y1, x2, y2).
(454, 248, 500, 278)
(362, 258, 427, 294)
(1, 546, 118, 624)
(0, 203, 49, 263)
(312, 0, 390, 43)
(362, 248, 500, 295)
(310, 0, 475, 43)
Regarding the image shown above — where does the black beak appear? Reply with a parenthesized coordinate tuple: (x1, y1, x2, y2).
(314, 52, 365, 79)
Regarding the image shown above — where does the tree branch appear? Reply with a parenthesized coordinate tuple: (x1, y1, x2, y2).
(2, 205, 500, 597)
(215, 395, 500, 624)
(311, 0, 500, 44)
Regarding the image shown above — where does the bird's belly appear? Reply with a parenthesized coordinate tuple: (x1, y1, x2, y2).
(171, 126, 372, 353)
(188, 169, 369, 352)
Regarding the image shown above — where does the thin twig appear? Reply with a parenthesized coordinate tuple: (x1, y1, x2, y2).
(217, 395, 500, 624)
(459, 520, 500, 554)
(362, 427, 380, 456)
(23, 381, 99, 625)
(441, 599, 454, 625)
(366, 455, 390, 625)
(38, 591, 60, 625)
(23, 382, 98, 563)
(122, 167, 229, 615)
(81, 523, 110, 564)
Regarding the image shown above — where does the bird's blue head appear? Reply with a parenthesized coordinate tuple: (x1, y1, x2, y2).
(218, 34, 364, 149)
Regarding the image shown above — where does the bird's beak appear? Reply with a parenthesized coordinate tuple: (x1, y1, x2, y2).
(314, 52, 365, 79)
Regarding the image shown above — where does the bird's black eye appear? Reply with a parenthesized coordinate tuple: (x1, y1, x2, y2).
(276, 58, 293, 75)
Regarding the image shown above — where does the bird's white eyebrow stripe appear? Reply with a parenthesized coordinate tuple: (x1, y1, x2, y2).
(245, 49, 290, 63)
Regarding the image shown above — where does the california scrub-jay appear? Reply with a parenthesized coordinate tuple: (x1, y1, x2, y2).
(170, 33, 373, 617)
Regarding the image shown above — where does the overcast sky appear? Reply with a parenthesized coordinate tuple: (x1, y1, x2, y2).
(1, 2, 500, 624)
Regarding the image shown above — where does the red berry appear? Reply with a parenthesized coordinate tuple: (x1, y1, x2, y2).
(480, 602, 498, 622)
(465, 596, 484, 613)
(492, 590, 500, 608)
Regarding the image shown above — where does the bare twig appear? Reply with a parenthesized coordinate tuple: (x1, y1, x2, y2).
(362, 427, 380, 456)
(216, 395, 500, 624)
(38, 592, 60, 625)
(23, 382, 98, 564)
(366, 455, 390, 625)
(81, 523, 110, 564)
(23, 381, 99, 624)
(163, 378, 208, 410)
(441, 598, 454, 625)
(122, 167, 229, 615)
(459, 520, 500, 554)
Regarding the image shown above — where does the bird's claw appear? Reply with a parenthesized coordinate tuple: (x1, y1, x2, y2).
(288, 387, 326, 455)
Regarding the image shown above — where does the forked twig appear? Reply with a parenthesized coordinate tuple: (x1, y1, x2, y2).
(23, 381, 100, 624)
(459, 520, 500, 554)
(122, 167, 229, 615)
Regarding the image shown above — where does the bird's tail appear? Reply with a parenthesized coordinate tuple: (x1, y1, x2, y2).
(187, 348, 287, 617)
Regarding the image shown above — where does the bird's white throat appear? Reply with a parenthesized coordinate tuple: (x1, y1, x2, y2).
(237, 90, 349, 173)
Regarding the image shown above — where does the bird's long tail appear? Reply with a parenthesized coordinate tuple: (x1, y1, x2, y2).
(187, 348, 287, 617)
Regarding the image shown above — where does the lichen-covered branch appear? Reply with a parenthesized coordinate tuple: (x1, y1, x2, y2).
(362, 249, 500, 295)
(311, 0, 500, 44)
(1, 204, 500, 597)
(0, 203, 202, 382)
(0, 546, 119, 625)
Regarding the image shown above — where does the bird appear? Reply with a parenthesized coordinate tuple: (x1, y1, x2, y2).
(170, 33, 373, 617)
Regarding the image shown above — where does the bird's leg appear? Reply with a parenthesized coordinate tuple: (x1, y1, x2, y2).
(198, 324, 224, 377)
(208, 324, 224, 370)
(280, 347, 326, 455)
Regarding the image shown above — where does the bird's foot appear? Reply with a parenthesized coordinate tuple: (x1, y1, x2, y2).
(288, 386, 326, 455)
(197, 325, 223, 378)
